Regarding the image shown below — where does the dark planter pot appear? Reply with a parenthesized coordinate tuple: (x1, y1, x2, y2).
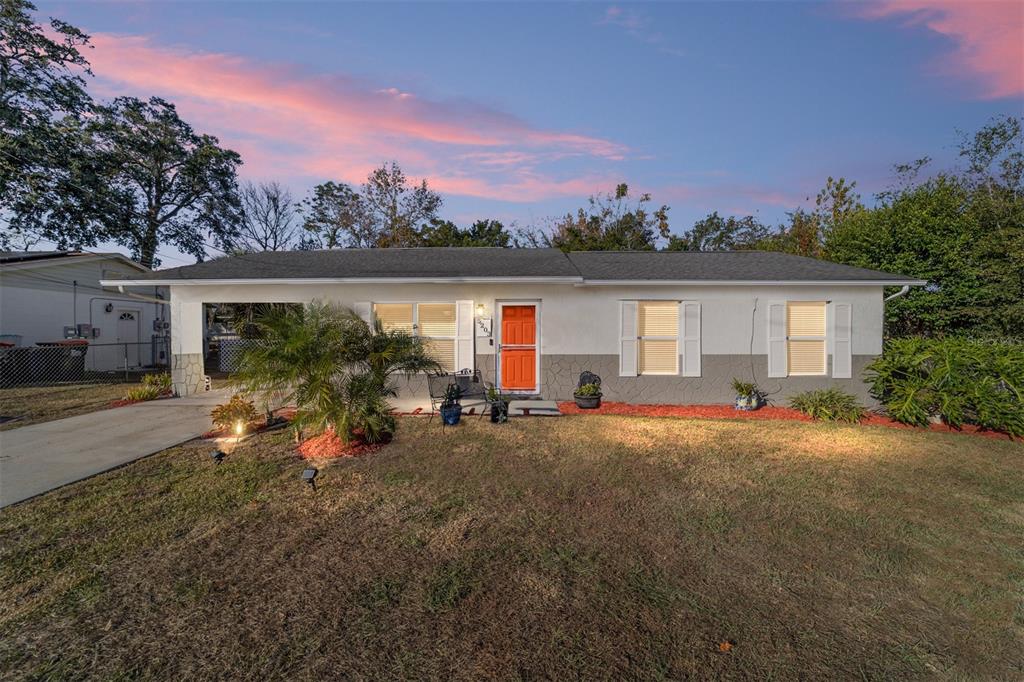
(490, 400, 510, 423)
(440, 403, 463, 425)
(574, 394, 602, 409)
(734, 395, 764, 411)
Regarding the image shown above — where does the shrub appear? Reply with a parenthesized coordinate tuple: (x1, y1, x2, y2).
(211, 395, 258, 431)
(124, 373, 172, 402)
(141, 372, 172, 392)
(231, 302, 440, 444)
(730, 379, 761, 398)
(125, 384, 162, 402)
(575, 382, 601, 397)
(790, 389, 864, 423)
(864, 338, 1023, 436)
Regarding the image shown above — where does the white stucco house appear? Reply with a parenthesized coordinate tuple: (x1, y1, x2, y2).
(0, 251, 169, 372)
(103, 248, 924, 403)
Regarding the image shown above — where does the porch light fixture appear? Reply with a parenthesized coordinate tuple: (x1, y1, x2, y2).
(475, 303, 485, 317)
(302, 467, 318, 491)
(211, 449, 226, 465)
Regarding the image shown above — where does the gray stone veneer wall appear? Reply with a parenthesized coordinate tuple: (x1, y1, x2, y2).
(466, 353, 875, 405)
(171, 353, 206, 397)
(533, 354, 877, 405)
(229, 353, 877, 406)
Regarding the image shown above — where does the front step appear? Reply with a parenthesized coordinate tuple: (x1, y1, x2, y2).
(508, 399, 562, 417)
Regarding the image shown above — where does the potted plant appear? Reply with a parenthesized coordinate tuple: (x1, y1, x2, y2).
(440, 382, 463, 425)
(731, 378, 765, 411)
(574, 382, 602, 409)
(487, 385, 509, 423)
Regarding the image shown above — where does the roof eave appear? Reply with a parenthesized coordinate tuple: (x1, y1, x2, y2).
(101, 275, 585, 286)
(574, 279, 928, 287)
(103, 276, 927, 287)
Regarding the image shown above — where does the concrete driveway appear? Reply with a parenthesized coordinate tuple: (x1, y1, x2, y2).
(0, 390, 227, 508)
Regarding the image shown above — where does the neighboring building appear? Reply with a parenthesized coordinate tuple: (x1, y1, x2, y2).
(0, 251, 169, 371)
(103, 248, 925, 401)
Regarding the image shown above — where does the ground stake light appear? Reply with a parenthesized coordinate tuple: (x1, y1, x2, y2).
(302, 467, 318, 491)
(211, 449, 226, 465)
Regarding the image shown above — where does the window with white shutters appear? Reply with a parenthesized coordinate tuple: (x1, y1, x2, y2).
(787, 301, 826, 376)
(638, 301, 678, 375)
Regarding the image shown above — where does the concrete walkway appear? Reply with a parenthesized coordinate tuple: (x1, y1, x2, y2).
(0, 390, 227, 508)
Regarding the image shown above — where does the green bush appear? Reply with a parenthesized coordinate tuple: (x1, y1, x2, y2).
(125, 385, 162, 402)
(575, 382, 601, 397)
(231, 302, 440, 445)
(790, 389, 864, 423)
(141, 372, 172, 392)
(211, 395, 258, 431)
(864, 338, 1023, 436)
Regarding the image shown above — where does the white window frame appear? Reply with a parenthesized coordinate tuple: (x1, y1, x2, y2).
(637, 300, 679, 376)
(786, 300, 827, 377)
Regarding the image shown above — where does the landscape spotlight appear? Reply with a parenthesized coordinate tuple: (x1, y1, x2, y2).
(302, 467, 318, 490)
(211, 449, 226, 465)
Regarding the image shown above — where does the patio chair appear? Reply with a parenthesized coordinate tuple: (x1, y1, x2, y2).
(427, 370, 488, 423)
(427, 373, 455, 423)
(453, 368, 488, 418)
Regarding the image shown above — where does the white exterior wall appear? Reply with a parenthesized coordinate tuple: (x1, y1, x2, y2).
(167, 281, 884, 359)
(0, 257, 168, 370)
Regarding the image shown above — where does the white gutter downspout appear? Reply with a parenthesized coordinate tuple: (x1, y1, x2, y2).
(117, 284, 170, 305)
(884, 285, 911, 302)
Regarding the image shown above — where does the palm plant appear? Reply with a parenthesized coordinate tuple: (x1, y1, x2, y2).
(230, 301, 440, 444)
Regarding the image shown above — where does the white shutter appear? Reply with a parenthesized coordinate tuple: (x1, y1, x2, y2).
(619, 300, 638, 377)
(832, 302, 852, 378)
(455, 300, 474, 372)
(354, 301, 372, 327)
(767, 301, 787, 378)
(680, 301, 701, 377)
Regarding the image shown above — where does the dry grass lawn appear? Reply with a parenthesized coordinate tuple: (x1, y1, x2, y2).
(0, 383, 142, 431)
(1, 416, 1022, 679)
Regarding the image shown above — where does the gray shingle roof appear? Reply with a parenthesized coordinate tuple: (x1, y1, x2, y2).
(121, 247, 921, 283)
(567, 250, 919, 282)
(0, 251, 76, 264)
(129, 248, 581, 280)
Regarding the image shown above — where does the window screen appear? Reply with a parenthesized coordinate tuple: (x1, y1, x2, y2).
(373, 303, 413, 333)
(787, 301, 826, 376)
(418, 303, 457, 371)
(638, 301, 678, 375)
(372, 302, 456, 372)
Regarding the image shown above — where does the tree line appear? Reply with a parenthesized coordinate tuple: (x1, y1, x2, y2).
(2, 1, 1021, 338)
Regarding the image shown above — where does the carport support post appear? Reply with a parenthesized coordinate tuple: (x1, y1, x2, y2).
(169, 296, 205, 397)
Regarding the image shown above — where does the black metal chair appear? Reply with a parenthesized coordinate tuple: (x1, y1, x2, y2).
(453, 369, 488, 418)
(427, 369, 488, 423)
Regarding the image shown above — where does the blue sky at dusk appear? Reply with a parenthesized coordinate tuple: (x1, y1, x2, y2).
(37, 1, 1024, 264)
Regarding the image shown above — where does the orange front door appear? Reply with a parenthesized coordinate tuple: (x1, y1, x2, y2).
(500, 305, 537, 391)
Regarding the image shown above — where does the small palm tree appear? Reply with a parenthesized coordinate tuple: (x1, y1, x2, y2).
(231, 301, 440, 443)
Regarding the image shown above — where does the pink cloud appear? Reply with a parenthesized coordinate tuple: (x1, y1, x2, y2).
(660, 184, 803, 211)
(853, 1, 1024, 99)
(83, 33, 629, 202)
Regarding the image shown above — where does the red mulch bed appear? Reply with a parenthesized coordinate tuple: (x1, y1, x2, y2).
(297, 429, 386, 459)
(557, 401, 1016, 441)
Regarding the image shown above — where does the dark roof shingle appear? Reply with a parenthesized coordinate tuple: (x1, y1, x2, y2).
(567, 250, 918, 282)
(130, 248, 580, 280)
(121, 247, 921, 283)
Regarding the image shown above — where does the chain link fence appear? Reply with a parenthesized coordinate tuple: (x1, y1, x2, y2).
(0, 339, 172, 388)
